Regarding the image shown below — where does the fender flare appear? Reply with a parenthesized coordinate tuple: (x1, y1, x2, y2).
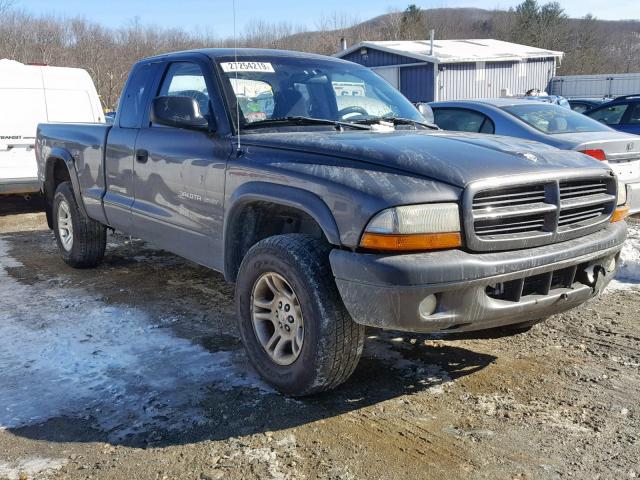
(223, 181, 341, 279)
(44, 147, 88, 218)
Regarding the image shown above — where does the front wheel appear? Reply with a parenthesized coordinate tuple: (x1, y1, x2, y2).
(53, 181, 106, 268)
(236, 234, 365, 396)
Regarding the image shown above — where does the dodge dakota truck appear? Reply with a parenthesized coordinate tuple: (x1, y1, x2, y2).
(36, 49, 629, 396)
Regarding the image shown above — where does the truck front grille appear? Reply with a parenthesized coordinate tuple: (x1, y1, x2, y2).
(464, 173, 617, 252)
(472, 184, 551, 237)
(557, 179, 612, 232)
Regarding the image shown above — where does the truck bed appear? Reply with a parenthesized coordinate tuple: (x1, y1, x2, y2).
(37, 122, 112, 223)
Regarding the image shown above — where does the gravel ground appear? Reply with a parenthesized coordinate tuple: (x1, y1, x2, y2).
(0, 196, 638, 480)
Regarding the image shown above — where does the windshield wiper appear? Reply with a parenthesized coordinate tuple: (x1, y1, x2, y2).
(242, 116, 371, 131)
(352, 116, 439, 130)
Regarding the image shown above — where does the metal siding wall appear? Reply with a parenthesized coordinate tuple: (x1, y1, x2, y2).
(399, 64, 434, 102)
(549, 73, 640, 98)
(341, 48, 422, 68)
(438, 58, 556, 100)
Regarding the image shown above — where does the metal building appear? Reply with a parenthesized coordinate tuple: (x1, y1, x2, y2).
(549, 73, 640, 99)
(335, 39, 563, 102)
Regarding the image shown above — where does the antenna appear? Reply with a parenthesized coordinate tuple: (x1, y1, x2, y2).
(233, 0, 241, 151)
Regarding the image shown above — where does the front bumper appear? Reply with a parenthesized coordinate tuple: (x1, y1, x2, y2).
(0, 178, 40, 195)
(330, 222, 627, 333)
(626, 182, 640, 214)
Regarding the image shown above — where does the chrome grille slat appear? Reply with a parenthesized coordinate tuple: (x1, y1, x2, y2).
(474, 191, 545, 202)
(476, 223, 546, 235)
(560, 193, 616, 209)
(475, 217, 547, 231)
(558, 209, 606, 226)
(474, 202, 557, 220)
(473, 185, 546, 210)
(560, 186, 607, 198)
(560, 183, 607, 191)
(473, 195, 547, 208)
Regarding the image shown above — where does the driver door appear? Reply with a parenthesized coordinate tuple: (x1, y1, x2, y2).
(130, 56, 231, 270)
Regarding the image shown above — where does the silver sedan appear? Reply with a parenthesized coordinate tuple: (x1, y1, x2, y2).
(430, 98, 640, 213)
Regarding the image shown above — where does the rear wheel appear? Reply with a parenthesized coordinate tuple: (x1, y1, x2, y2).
(236, 234, 365, 396)
(53, 181, 106, 268)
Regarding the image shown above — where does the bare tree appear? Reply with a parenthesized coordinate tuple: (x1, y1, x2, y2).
(0, 0, 15, 14)
(0, 1, 637, 108)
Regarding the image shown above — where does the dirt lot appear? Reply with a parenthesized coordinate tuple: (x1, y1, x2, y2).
(0, 196, 639, 480)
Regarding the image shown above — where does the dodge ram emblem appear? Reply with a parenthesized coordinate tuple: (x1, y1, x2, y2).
(627, 142, 635, 151)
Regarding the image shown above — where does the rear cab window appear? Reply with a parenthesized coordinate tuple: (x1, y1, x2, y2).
(118, 63, 154, 129)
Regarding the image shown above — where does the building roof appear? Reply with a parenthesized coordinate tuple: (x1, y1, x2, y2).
(336, 39, 563, 64)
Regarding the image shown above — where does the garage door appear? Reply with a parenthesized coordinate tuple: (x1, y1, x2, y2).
(372, 67, 399, 89)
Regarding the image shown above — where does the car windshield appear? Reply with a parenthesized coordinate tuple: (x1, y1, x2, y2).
(502, 103, 611, 134)
(215, 55, 425, 130)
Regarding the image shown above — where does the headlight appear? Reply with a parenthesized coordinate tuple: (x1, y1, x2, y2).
(360, 203, 462, 251)
(617, 181, 627, 206)
(611, 181, 630, 223)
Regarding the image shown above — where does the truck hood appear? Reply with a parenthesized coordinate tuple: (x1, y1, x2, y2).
(240, 130, 607, 187)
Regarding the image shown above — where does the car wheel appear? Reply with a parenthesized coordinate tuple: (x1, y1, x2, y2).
(53, 181, 106, 268)
(236, 234, 365, 396)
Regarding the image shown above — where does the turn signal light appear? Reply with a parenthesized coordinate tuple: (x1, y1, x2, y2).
(360, 232, 462, 251)
(579, 149, 607, 161)
(611, 205, 630, 223)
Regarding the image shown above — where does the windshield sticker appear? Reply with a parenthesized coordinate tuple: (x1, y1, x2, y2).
(221, 62, 275, 73)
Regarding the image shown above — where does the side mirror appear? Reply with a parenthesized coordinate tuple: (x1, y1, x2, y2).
(416, 102, 435, 124)
(150, 96, 209, 131)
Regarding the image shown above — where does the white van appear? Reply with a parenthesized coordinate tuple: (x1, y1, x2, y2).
(0, 59, 104, 195)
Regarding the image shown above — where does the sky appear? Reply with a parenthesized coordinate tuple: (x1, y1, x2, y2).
(11, 0, 640, 37)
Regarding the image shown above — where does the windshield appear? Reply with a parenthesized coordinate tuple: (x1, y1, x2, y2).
(215, 55, 425, 130)
(502, 103, 611, 134)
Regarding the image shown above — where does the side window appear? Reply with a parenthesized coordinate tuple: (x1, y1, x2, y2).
(588, 104, 628, 125)
(157, 62, 210, 120)
(434, 108, 494, 134)
(119, 63, 152, 129)
(626, 103, 640, 125)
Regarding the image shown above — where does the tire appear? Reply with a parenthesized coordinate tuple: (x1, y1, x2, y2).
(236, 234, 365, 396)
(52, 181, 106, 268)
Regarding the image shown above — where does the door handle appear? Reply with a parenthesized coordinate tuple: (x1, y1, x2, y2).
(135, 149, 149, 163)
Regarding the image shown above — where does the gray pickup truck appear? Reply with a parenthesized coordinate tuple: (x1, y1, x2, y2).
(36, 48, 629, 396)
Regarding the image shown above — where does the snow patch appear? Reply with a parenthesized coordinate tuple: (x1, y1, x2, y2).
(0, 457, 66, 480)
(608, 223, 640, 291)
(0, 238, 270, 442)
